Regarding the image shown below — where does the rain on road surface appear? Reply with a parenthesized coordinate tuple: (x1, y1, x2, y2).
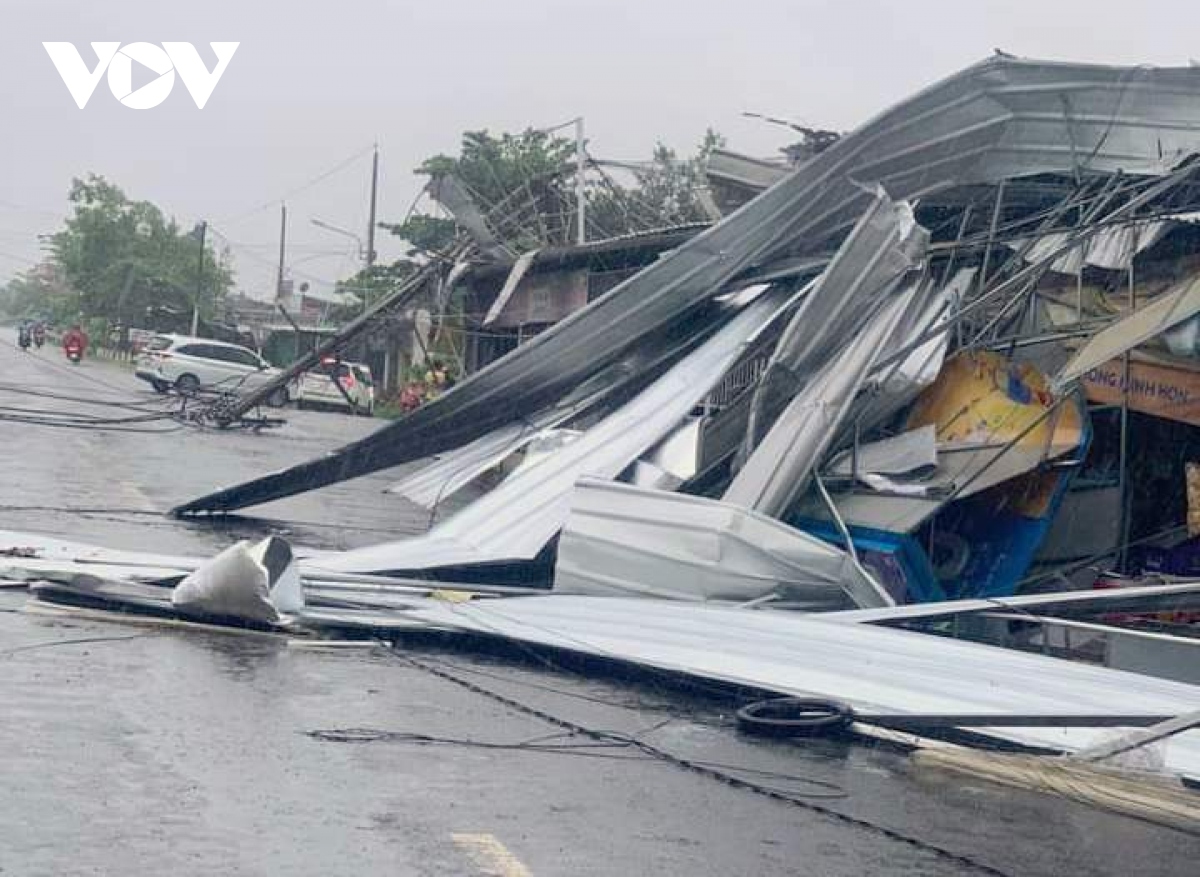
(1, 331, 1198, 877)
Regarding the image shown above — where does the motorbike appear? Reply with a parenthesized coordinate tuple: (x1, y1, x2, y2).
(33, 329, 45, 349)
(18, 330, 31, 352)
(65, 340, 83, 364)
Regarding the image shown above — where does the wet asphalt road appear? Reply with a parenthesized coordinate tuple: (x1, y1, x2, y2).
(2, 331, 1200, 876)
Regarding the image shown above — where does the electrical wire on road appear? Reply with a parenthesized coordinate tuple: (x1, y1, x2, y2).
(380, 648, 1016, 877)
(1, 633, 147, 658)
(0, 336, 283, 432)
(305, 723, 850, 798)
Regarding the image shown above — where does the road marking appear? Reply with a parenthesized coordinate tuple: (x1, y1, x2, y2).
(451, 832, 533, 877)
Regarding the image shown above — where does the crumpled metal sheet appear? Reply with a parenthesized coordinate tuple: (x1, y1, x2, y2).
(725, 287, 925, 516)
(386, 416, 576, 509)
(483, 249, 540, 325)
(171, 539, 287, 624)
(177, 56, 1200, 516)
(723, 189, 937, 523)
(826, 425, 938, 479)
(862, 268, 972, 406)
(823, 402, 1087, 535)
(0, 528, 200, 580)
(308, 286, 794, 574)
(386, 421, 533, 507)
(377, 593, 1200, 780)
(553, 478, 875, 608)
(1057, 272, 1200, 387)
(426, 173, 512, 261)
(740, 188, 927, 455)
(1009, 222, 1172, 274)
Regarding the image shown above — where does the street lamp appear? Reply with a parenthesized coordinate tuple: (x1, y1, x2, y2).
(310, 217, 367, 263)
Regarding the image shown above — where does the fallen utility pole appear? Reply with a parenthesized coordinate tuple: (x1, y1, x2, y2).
(213, 246, 462, 427)
(276, 303, 361, 413)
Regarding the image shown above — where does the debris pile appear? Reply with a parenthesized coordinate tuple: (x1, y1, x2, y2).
(9, 53, 1200, 823)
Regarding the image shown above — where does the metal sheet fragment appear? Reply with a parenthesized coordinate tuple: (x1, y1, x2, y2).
(553, 478, 868, 607)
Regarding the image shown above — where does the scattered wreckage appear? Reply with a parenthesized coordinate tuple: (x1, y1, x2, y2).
(9, 53, 1200, 829)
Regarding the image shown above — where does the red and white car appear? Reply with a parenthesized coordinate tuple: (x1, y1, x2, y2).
(296, 358, 375, 415)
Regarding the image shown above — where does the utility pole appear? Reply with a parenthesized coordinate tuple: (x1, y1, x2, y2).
(191, 220, 207, 336)
(575, 117, 586, 245)
(367, 144, 379, 267)
(276, 203, 288, 301)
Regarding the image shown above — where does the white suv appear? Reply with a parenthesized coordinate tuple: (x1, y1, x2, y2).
(135, 334, 291, 406)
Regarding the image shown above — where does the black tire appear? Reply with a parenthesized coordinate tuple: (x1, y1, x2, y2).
(150, 379, 169, 394)
(266, 387, 289, 408)
(175, 373, 201, 396)
(735, 697, 854, 738)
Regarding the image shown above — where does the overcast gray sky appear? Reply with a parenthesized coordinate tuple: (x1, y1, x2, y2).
(4, 0, 1200, 298)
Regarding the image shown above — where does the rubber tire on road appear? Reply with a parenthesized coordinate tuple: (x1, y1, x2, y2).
(175, 374, 201, 396)
(735, 697, 854, 738)
(266, 388, 289, 408)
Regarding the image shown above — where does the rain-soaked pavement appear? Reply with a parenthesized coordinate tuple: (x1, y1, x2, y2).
(2, 330, 1199, 876)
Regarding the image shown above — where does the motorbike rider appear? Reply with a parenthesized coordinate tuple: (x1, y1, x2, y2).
(17, 320, 32, 350)
(62, 323, 88, 359)
(32, 321, 45, 348)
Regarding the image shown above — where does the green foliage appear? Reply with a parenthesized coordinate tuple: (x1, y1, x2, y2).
(46, 174, 233, 328)
(589, 129, 725, 236)
(378, 214, 456, 257)
(388, 128, 578, 254)
(386, 127, 725, 259)
(423, 129, 575, 213)
(329, 259, 421, 322)
(1, 265, 73, 322)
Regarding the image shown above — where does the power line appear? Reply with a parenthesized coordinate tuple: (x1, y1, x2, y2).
(214, 144, 378, 227)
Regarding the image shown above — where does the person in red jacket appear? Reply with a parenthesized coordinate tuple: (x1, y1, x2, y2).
(62, 324, 88, 359)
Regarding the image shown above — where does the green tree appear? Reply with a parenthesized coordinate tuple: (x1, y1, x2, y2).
(0, 263, 74, 321)
(47, 175, 233, 329)
(589, 129, 725, 235)
(383, 128, 577, 256)
(385, 127, 725, 260)
(329, 259, 421, 322)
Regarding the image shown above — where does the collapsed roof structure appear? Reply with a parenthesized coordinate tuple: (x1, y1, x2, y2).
(166, 55, 1200, 606)
(12, 53, 1200, 819)
(176, 55, 1200, 518)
